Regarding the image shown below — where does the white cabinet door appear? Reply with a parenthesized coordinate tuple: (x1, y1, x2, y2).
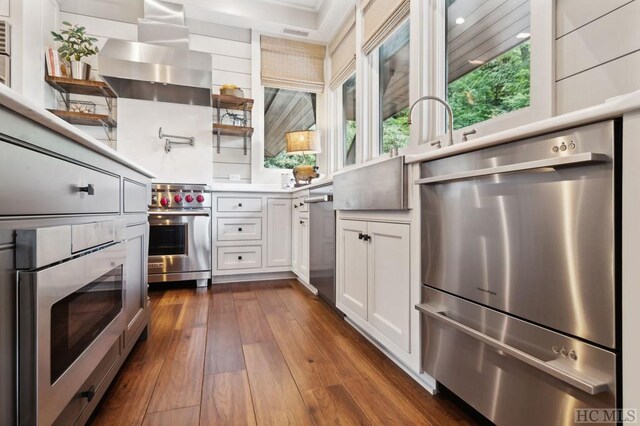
(267, 198, 292, 267)
(298, 217, 309, 278)
(367, 222, 411, 351)
(337, 220, 368, 320)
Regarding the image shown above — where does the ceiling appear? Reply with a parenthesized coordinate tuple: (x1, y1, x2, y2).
(59, 0, 352, 42)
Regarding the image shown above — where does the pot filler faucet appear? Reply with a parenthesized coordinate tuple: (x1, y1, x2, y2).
(407, 95, 454, 147)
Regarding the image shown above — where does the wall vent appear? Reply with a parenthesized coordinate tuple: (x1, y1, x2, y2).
(0, 21, 9, 55)
(282, 28, 310, 38)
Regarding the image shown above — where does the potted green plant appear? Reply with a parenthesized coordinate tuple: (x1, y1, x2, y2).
(51, 22, 99, 80)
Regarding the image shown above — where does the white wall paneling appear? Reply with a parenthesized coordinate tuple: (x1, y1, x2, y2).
(117, 99, 213, 183)
(0, 0, 9, 17)
(213, 162, 252, 180)
(556, 1, 640, 81)
(556, 0, 633, 37)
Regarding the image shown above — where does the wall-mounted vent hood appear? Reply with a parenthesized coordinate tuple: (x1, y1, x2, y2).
(99, 0, 212, 106)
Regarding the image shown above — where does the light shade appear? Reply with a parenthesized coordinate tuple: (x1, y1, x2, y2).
(285, 130, 322, 155)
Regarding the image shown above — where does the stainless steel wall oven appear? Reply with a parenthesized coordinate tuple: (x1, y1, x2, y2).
(148, 183, 211, 286)
(416, 120, 621, 425)
(17, 221, 126, 426)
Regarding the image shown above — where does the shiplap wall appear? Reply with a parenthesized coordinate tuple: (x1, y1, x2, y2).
(555, 0, 640, 114)
(58, 11, 253, 182)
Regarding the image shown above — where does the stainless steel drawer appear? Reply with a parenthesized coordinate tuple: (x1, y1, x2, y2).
(0, 142, 120, 215)
(217, 197, 262, 213)
(217, 217, 261, 241)
(417, 286, 616, 426)
(123, 179, 148, 213)
(217, 246, 262, 270)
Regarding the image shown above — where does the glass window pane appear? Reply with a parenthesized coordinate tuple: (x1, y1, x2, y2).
(264, 87, 317, 169)
(447, 0, 531, 129)
(379, 21, 410, 154)
(342, 74, 356, 166)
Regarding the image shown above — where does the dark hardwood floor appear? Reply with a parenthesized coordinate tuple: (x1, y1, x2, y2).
(89, 280, 478, 425)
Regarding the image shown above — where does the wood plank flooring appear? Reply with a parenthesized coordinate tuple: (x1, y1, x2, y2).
(89, 280, 479, 425)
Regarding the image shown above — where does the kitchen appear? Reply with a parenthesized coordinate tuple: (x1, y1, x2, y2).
(1, 0, 639, 425)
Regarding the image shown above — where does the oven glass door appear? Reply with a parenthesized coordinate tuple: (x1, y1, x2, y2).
(149, 223, 187, 256)
(50, 265, 123, 383)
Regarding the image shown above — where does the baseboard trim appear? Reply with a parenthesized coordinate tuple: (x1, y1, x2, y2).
(343, 317, 437, 395)
(211, 271, 296, 284)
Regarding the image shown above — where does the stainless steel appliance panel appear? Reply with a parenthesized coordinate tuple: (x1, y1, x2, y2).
(308, 185, 337, 307)
(334, 156, 408, 210)
(418, 286, 616, 426)
(18, 241, 126, 426)
(419, 120, 616, 348)
(148, 210, 211, 281)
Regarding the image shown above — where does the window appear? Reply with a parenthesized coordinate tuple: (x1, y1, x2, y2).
(379, 20, 410, 154)
(342, 74, 356, 166)
(263, 87, 317, 169)
(447, 0, 531, 130)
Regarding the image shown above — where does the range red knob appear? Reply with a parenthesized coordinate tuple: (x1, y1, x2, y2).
(174, 194, 183, 204)
(185, 194, 194, 203)
(160, 196, 169, 207)
(196, 194, 205, 203)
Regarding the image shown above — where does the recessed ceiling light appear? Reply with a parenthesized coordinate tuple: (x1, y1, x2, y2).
(516, 32, 530, 39)
(468, 59, 485, 65)
(455, 17, 465, 25)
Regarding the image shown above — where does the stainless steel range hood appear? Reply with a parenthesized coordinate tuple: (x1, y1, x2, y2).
(99, 0, 212, 106)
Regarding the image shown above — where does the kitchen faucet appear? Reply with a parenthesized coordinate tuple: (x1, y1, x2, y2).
(407, 95, 454, 147)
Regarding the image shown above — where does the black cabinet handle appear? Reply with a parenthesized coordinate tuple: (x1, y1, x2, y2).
(294, 205, 298, 209)
(358, 232, 364, 240)
(78, 184, 95, 195)
(79, 385, 96, 402)
(300, 220, 304, 225)
(238, 203, 243, 207)
(238, 227, 243, 232)
(363, 234, 371, 242)
(238, 256, 243, 260)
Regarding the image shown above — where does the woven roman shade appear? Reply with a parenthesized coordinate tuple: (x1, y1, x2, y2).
(261, 36, 326, 93)
(362, 0, 410, 55)
(329, 11, 356, 90)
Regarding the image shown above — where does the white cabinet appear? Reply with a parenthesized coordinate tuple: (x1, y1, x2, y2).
(299, 217, 309, 278)
(337, 219, 411, 352)
(338, 220, 368, 319)
(291, 191, 310, 283)
(123, 222, 149, 350)
(267, 198, 292, 267)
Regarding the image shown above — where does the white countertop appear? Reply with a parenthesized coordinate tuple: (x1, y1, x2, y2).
(405, 90, 640, 164)
(0, 84, 155, 177)
(211, 177, 333, 194)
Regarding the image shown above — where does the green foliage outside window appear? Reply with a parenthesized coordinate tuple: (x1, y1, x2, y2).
(264, 152, 316, 169)
(381, 107, 410, 154)
(449, 41, 531, 130)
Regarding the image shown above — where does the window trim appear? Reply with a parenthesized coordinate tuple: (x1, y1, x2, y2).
(417, 0, 555, 147)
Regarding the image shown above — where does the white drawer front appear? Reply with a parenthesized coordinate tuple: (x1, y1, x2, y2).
(217, 217, 262, 241)
(217, 197, 262, 212)
(217, 246, 262, 270)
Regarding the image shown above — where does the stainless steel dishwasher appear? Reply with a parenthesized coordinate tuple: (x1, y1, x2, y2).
(416, 120, 620, 425)
(306, 184, 338, 309)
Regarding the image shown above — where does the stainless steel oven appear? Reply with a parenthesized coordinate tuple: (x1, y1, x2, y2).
(416, 120, 620, 425)
(148, 183, 211, 286)
(16, 221, 126, 426)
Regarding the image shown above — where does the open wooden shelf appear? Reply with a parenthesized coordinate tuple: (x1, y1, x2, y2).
(45, 75, 117, 98)
(48, 109, 117, 128)
(212, 123, 254, 137)
(212, 94, 254, 111)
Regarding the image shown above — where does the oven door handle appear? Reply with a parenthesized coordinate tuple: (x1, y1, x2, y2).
(148, 210, 210, 217)
(414, 152, 609, 185)
(415, 303, 609, 395)
(305, 195, 333, 203)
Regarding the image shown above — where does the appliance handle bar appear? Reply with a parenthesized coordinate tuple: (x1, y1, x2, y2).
(148, 210, 210, 217)
(305, 195, 333, 203)
(415, 152, 609, 185)
(415, 303, 609, 395)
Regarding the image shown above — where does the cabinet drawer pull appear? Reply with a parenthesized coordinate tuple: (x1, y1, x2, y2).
(238, 227, 243, 232)
(79, 385, 96, 402)
(300, 220, 304, 225)
(78, 184, 95, 195)
(238, 255, 243, 260)
(238, 203, 243, 207)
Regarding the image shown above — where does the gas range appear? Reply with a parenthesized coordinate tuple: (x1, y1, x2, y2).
(148, 183, 212, 287)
